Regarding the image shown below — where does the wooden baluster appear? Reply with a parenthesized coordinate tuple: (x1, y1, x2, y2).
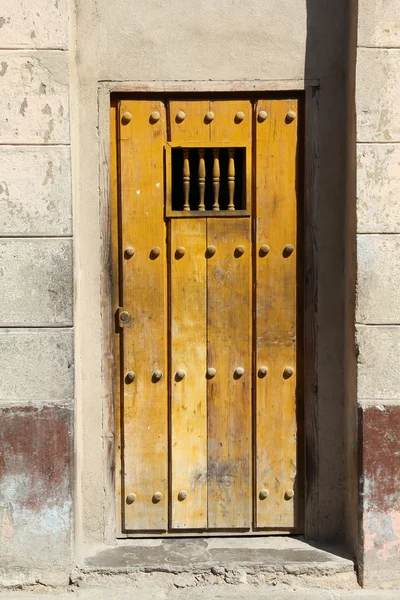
(227, 149, 235, 211)
(183, 149, 190, 212)
(212, 149, 220, 211)
(198, 149, 206, 211)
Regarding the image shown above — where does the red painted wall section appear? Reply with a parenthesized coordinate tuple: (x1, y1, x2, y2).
(359, 405, 400, 588)
(0, 404, 73, 577)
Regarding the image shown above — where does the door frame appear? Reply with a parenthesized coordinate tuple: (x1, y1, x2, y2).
(97, 81, 319, 540)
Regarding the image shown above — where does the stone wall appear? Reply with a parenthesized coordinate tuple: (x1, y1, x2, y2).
(357, 0, 400, 588)
(0, 0, 73, 585)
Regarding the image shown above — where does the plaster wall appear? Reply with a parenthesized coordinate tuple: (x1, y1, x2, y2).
(356, 0, 400, 588)
(72, 0, 354, 554)
(0, 0, 359, 584)
(0, 0, 73, 586)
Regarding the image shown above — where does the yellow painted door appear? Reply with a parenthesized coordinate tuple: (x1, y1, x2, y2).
(114, 97, 302, 534)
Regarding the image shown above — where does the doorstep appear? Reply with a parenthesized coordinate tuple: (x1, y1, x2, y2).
(73, 537, 358, 589)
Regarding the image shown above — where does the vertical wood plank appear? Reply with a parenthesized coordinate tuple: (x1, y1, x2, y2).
(170, 219, 207, 529)
(255, 99, 299, 528)
(207, 217, 252, 528)
(110, 99, 123, 534)
(119, 100, 168, 531)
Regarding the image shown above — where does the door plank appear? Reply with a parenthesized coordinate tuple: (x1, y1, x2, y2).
(170, 219, 208, 529)
(207, 217, 252, 528)
(119, 100, 168, 531)
(255, 99, 299, 528)
(110, 99, 123, 534)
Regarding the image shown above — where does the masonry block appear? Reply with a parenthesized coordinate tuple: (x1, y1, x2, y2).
(0, 51, 69, 144)
(358, 0, 400, 48)
(0, 404, 73, 570)
(0, 329, 73, 403)
(0, 0, 68, 49)
(0, 239, 72, 326)
(359, 404, 400, 588)
(357, 144, 400, 233)
(357, 325, 400, 401)
(0, 146, 72, 236)
(357, 235, 400, 324)
(357, 49, 400, 142)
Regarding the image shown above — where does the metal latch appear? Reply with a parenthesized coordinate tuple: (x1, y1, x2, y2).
(117, 307, 131, 327)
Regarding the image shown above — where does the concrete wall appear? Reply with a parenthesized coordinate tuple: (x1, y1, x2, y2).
(0, 0, 73, 586)
(356, 0, 400, 588)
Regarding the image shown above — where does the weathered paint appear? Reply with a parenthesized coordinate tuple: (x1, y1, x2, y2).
(0, 404, 73, 570)
(359, 405, 400, 588)
(0, 0, 73, 582)
(356, 0, 400, 588)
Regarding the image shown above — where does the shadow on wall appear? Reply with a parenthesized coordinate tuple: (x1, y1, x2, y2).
(304, 0, 358, 547)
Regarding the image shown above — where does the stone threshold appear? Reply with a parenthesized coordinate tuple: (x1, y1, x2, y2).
(72, 537, 358, 589)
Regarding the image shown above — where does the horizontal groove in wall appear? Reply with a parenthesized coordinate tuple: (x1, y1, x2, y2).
(356, 323, 400, 327)
(0, 325, 74, 330)
(357, 232, 400, 235)
(0, 143, 70, 148)
(0, 144, 71, 148)
(0, 47, 67, 52)
(0, 235, 73, 239)
(356, 140, 400, 145)
(358, 46, 400, 50)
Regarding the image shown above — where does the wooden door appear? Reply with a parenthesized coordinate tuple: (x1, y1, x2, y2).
(112, 97, 303, 534)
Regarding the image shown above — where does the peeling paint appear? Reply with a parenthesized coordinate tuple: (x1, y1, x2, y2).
(0, 405, 73, 567)
(19, 98, 28, 117)
(360, 405, 400, 584)
(42, 160, 54, 185)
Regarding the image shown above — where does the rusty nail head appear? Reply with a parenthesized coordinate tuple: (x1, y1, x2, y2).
(150, 246, 161, 259)
(259, 244, 270, 257)
(125, 247, 135, 258)
(125, 371, 136, 384)
(176, 369, 186, 380)
(178, 490, 188, 501)
(176, 110, 186, 123)
(175, 246, 186, 258)
(235, 111, 245, 123)
(126, 493, 136, 504)
(152, 370, 163, 382)
(283, 366, 294, 379)
(205, 111, 215, 123)
(259, 489, 269, 500)
(286, 110, 297, 123)
(121, 112, 132, 124)
(234, 367, 245, 377)
(206, 245, 217, 257)
(153, 492, 163, 502)
(150, 111, 160, 123)
(235, 245, 245, 257)
(207, 367, 217, 378)
(258, 366, 268, 378)
(283, 244, 295, 257)
(285, 489, 295, 500)
(258, 110, 268, 122)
